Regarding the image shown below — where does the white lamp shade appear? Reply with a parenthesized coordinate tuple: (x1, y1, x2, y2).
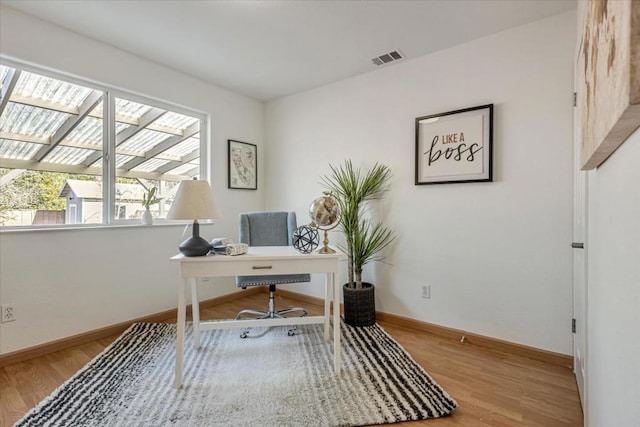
(167, 179, 222, 220)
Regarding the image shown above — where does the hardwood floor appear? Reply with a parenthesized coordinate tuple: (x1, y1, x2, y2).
(0, 293, 583, 426)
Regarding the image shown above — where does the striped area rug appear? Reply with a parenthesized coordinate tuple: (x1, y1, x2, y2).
(16, 321, 457, 426)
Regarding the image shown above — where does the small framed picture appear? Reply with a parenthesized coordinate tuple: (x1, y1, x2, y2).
(228, 140, 257, 190)
(415, 104, 493, 185)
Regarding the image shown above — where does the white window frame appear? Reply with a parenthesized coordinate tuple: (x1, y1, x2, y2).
(0, 57, 210, 230)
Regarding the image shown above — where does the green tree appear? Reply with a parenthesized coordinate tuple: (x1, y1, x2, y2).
(0, 169, 97, 211)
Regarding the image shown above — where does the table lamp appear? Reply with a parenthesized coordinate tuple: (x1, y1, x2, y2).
(167, 179, 222, 257)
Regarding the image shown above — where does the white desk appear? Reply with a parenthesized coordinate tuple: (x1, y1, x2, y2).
(171, 246, 342, 388)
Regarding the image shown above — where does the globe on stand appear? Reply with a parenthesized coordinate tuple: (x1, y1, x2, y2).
(308, 191, 341, 254)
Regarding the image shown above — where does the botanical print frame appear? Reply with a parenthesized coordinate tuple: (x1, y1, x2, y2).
(228, 140, 257, 190)
(415, 104, 493, 185)
(579, 0, 640, 169)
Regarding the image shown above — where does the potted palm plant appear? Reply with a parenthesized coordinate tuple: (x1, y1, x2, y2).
(322, 160, 394, 326)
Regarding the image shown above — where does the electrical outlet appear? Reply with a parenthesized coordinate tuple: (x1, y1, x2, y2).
(421, 285, 431, 299)
(1, 304, 16, 322)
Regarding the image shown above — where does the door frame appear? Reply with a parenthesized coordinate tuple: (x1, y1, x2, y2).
(573, 20, 589, 422)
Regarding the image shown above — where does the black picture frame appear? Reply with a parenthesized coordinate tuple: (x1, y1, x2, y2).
(415, 104, 493, 185)
(228, 139, 257, 190)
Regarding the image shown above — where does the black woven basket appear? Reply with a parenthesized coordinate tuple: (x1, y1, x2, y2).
(343, 282, 375, 327)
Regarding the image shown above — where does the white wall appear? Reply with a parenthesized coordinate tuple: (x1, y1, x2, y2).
(573, 1, 640, 423)
(0, 6, 582, 359)
(0, 6, 264, 354)
(586, 107, 640, 426)
(266, 12, 576, 354)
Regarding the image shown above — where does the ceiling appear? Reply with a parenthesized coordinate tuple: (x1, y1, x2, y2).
(2, 0, 576, 101)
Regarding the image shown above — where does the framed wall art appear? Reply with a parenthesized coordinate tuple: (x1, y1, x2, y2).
(578, 0, 639, 169)
(415, 104, 493, 185)
(228, 139, 257, 190)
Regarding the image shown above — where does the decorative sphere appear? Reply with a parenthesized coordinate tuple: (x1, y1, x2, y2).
(309, 194, 340, 229)
(293, 225, 319, 254)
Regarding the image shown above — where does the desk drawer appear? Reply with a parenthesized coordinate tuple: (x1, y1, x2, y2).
(180, 257, 338, 278)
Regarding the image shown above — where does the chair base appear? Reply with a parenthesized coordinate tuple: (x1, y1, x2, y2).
(235, 286, 307, 338)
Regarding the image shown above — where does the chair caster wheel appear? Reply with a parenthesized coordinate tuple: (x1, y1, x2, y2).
(240, 331, 248, 339)
(288, 329, 295, 336)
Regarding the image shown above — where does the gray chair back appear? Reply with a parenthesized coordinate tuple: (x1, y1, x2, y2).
(239, 211, 297, 247)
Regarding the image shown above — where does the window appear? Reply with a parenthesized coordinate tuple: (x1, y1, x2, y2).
(0, 61, 205, 227)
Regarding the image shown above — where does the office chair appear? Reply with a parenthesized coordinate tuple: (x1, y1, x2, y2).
(235, 211, 310, 338)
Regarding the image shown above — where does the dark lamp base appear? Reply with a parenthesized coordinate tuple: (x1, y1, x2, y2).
(178, 221, 212, 257)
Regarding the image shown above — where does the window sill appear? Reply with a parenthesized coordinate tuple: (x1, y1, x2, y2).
(0, 221, 215, 234)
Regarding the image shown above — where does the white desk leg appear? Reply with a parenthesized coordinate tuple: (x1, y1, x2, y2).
(175, 277, 187, 388)
(332, 271, 341, 373)
(191, 278, 201, 349)
(324, 272, 331, 341)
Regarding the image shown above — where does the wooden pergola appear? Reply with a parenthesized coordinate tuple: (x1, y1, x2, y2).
(0, 65, 201, 186)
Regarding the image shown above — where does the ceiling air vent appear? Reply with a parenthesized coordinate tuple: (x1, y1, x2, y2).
(371, 50, 404, 66)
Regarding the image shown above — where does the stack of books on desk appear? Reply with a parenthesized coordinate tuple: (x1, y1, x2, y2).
(210, 241, 248, 256)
